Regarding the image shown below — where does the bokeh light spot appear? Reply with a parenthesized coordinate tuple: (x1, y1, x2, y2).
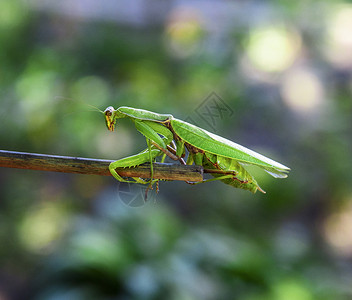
(165, 8, 204, 58)
(325, 4, 352, 69)
(19, 202, 68, 254)
(281, 68, 324, 114)
(245, 26, 301, 73)
(324, 200, 352, 257)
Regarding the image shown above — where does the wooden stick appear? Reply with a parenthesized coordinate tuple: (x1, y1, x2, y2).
(0, 150, 204, 182)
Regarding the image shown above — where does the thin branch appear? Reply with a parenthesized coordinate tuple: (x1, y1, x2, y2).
(0, 150, 204, 182)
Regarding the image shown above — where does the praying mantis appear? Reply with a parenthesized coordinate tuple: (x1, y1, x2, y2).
(103, 106, 290, 194)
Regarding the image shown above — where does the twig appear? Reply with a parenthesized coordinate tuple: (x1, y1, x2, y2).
(0, 150, 204, 182)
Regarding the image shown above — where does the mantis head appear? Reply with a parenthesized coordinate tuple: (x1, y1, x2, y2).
(104, 106, 116, 131)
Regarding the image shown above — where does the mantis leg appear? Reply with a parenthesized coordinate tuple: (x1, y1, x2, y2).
(202, 152, 265, 193)
(144, 139, 154, 199)
(147, 139, 154, 180)
(110, 120, 174, 184)
(109, 149, 162, 183)
(196, 172, 265, 193)
(151, 141, 179, 161)
(184, 152, 262, 192)
(168, 141, 186, 164)
(134, 120, 172, 149)
(175, 139, 186, 158)
(187, 173, 243, 185)
(146, 137, 174, 198)
(134, 120, 184, 162)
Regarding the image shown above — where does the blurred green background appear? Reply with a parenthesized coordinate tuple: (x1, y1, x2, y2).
(1, 0, 352, 299)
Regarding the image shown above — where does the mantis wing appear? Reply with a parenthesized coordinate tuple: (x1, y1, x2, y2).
(171, 119, 290, 178)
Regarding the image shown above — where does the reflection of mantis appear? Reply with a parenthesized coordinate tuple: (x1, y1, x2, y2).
(104, 106, 290, 194)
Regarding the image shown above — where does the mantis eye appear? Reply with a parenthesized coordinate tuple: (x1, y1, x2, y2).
(104, 106, 114, 117)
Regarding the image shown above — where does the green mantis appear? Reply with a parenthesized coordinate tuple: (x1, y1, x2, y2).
(104, 106, 290, 194)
